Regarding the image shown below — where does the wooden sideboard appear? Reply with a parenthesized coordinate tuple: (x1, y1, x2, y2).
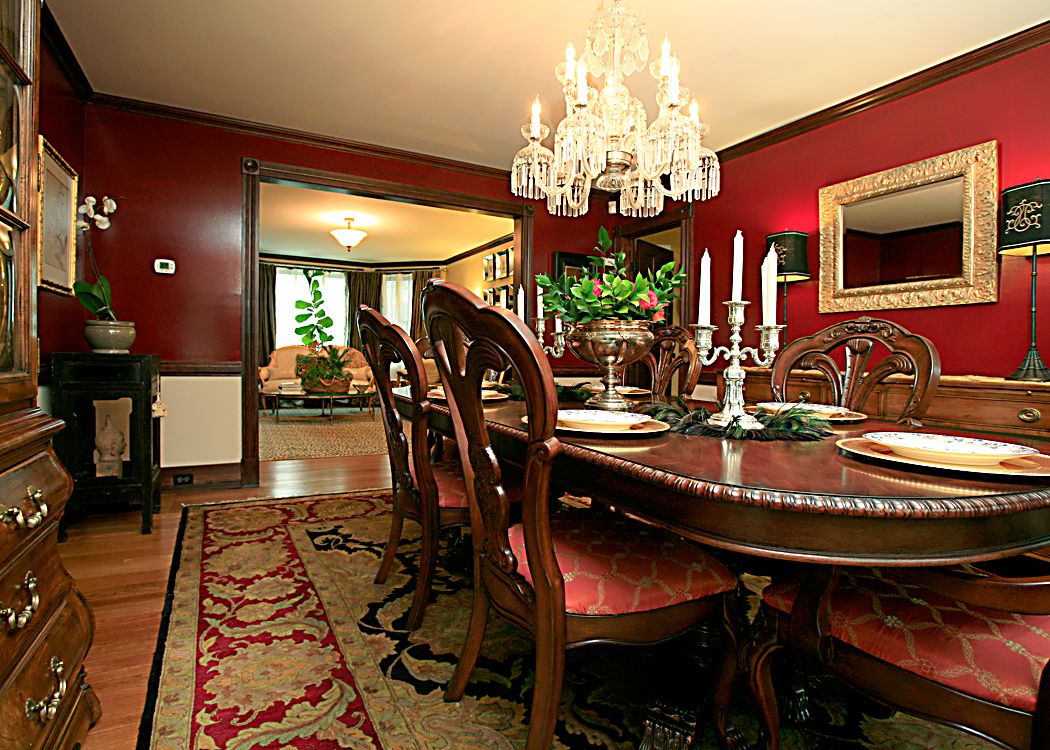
(739, 368, 1050, 439)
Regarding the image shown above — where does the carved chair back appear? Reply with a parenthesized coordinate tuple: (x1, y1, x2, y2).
(422, 281, 564, 610)
(358, 306, 436, 519)
(771, 317, 940, 426)
(640, 325, 701, 397)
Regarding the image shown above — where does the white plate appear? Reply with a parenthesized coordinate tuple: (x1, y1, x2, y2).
(556, 409, 651, 431)
(522, 415, 670, 436)
(427, 389, 508, 402)
(756, 402, 848, 417)
(579, 384, 652, 397)
(863, 431, 1039, 466)
(837, 438, 1050, 478)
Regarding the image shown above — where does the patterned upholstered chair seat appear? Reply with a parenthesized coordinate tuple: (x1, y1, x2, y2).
(509, 513, 736, 615)
(764, 568, 1050, 711)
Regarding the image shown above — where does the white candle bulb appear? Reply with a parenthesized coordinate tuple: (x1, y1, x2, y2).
(731, 230, 744, 302)
(660, 36, 672, 77)
(529, 96, 541, 140)
(554, 316, 563, 334)
(667, 56, 680, 105)
(576, 61, 589, 107)
(689, 100, 700, 126)
(761, 255, 771, 326)
(698, 249, 711, 326)
(565, 41, 576, 81)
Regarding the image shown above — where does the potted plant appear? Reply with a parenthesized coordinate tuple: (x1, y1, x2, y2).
(293, 270, 335, 347)
(535, 226, 686, 410)
(296, 345, 352, 393)
(74, 196, 136, 353)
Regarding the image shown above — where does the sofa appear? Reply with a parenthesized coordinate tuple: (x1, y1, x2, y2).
(258, 345, 372, 396)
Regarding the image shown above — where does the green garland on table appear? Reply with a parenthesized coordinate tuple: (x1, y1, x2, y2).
(638, 398, 833, 441)
(492, 382, 592, 403)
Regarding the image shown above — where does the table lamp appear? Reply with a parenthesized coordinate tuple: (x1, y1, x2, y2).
(767, 231, 809, 343)
(1000, 179, 1050, 382)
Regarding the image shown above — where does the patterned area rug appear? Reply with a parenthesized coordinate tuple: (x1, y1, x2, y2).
(138, 492, 996, 749)
(258, 410, 388, 460)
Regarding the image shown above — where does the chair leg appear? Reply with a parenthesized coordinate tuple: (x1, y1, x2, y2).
(747, 609, 786, 750)
(710, 598, 740, 749)
(374, 508, 404, 585)
(525, 616, 566, 750)
(406, 521, 439, 630)
(444, 568, 490, 702)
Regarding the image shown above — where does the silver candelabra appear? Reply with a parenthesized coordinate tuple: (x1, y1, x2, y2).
(691, 300, 784, 430)
(534, 316, 574, 358)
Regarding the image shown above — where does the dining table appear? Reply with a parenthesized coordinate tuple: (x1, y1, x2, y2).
(394, 388, 1050, 568)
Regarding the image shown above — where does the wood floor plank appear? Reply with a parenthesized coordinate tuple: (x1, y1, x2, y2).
(60, 455, 392, 750)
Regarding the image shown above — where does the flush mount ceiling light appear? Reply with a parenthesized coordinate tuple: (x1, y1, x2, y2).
(330, 217, 368, 251)
(511, 0, 720, 218)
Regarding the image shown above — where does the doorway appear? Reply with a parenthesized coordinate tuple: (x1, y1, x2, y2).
(241, 158, 533, 486)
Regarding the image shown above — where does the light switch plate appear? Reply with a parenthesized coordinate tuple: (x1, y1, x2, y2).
(154, 258, 175, 274)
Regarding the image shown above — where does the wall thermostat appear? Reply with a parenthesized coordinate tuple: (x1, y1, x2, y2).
(154, 259, 176, 275)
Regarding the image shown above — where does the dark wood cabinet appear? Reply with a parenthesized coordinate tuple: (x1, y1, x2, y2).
(51, 353, 160, 534)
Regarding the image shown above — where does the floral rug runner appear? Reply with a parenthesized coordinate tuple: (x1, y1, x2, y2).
(138, 492, 995, 749)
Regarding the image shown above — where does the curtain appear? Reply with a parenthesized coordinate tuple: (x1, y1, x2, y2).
(409, 269, 437, 340)
(347, 270, 382, 349)
(380, 272, 414, 334)
(259, 263, 277, 365)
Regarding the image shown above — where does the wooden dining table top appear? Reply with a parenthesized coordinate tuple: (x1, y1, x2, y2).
(394, 389, 1050, 567)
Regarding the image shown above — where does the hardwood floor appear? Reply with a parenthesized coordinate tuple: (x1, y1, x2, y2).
(59, 454, 392, 750)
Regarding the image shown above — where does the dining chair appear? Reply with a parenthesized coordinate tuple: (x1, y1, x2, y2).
(640, 324, 702, 398)
(422, 280, 739, 750)
(770, 317, 941, 427)
(358, 305, 473, 630)
(746, 560, 1050, 749)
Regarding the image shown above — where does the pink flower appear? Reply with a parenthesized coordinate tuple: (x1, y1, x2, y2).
(591, 279, 603, 297)
(638, 289, 659, 310)
(651, 309, 666, 323)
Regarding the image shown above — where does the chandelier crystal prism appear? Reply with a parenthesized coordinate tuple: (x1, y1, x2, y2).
(511, 0, 720, 218)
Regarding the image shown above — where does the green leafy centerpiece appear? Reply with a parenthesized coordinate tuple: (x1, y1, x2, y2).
(535, 226, 686, 411)
(640, 399, 833, 441)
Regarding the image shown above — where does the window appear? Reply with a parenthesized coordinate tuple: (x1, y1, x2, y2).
(274, 267, 349, 348)
(381, 272, 414, 333)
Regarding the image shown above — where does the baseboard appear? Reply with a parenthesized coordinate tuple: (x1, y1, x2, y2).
(160, 463, 241, 490)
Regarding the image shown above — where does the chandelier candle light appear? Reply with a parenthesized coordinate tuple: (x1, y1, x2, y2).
(511, 0, 720, 218)
(692, 231, 784, 430)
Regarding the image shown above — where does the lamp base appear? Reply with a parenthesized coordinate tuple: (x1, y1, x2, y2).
(1005, 345, 1050, 382)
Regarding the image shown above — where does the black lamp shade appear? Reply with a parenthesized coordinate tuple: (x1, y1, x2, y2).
(767, 231, 810, 282)
(1000, 179, 1050, 256)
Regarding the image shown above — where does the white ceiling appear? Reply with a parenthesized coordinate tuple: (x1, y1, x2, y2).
(259, 183, 513, 264)
(48, 1, 1049, 169)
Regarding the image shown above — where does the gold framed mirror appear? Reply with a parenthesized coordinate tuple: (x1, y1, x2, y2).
(818, 140, 998, 312)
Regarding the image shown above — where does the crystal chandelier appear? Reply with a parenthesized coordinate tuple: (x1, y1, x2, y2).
(511, 0, 720, 218)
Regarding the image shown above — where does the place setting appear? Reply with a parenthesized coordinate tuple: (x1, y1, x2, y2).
(837, 431, 1050, 478)
(523, 409, 670, 437)
(426, 386, 510, 403)
(750, 401, 868, 424)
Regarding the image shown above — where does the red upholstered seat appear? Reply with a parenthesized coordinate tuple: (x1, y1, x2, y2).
(763, 569, 1050, 711)
(509, 513, 736, 615)
(431, 461, 469, 509)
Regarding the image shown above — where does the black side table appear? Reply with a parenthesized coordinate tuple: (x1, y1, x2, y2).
(51, 353, 161, 534)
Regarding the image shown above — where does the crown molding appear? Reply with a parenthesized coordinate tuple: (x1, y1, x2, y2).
(718, 20, 1050, 162)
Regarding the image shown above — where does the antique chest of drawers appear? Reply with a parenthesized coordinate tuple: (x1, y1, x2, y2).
(0, 410, 99, 748)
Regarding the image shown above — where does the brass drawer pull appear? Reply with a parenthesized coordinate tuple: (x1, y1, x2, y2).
(25, 657, 65, 723)
(1018, 408, 1042, 424)
(1, 571, 39, 630)
(0, 487, 48, 530)
(797, 391, 812, 403)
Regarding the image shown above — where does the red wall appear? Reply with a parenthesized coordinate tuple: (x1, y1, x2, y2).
(38, 50, 613, 364)
(693, 43, 1050, 376)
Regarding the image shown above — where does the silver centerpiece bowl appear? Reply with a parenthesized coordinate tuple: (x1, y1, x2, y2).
(566, 320, 653, 411)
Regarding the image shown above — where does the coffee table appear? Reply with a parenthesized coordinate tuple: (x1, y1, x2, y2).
(273, 389, 376, 422)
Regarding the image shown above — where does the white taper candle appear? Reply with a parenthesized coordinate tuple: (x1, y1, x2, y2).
(731, 230, 744, 301)
(698, 249, 711, 325)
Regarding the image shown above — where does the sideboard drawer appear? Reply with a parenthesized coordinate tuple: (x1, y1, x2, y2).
(0, 530, 70, 671)
(0, 597, 91, 749)
(0, 451, 70, 559)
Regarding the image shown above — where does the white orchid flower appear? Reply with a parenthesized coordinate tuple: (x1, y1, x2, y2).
(93, 215, 111, 230)
(101, 197, 117, 214)
(78, 202, 95, 218)
(76, 219, 89, 231)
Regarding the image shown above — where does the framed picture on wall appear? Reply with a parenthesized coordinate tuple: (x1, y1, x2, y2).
(483, 254, 495, 281)
(482, 288, 495, 305)
(495, 248, 512, 279)
(552, 251, 592, 281)
(37, 137, 78, 295)
(497, 284, 509, 309)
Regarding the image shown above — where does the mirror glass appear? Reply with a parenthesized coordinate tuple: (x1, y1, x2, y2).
(842, 177, 964, 288)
